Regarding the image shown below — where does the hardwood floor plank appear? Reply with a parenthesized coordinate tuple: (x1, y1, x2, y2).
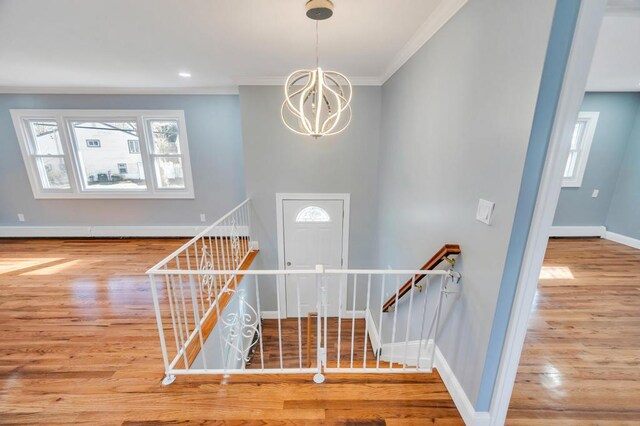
(507, 238, 640, 424)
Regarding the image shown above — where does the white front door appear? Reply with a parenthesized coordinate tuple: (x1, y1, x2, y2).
(283, 199, 344, 317)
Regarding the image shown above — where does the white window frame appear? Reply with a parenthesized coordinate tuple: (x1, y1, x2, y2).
(10, 109, 195, 199)
(561, 111, 599, 188)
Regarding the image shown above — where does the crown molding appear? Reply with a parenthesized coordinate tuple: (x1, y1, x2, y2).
(235, 75, 382, 87)
(0, 86, 239, 95)
(379, 0, 468, 84)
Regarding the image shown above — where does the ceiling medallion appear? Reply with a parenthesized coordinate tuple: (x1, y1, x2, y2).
(281, 0, 352, 138)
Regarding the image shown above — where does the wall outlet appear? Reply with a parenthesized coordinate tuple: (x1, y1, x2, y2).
(592, 189, 599, 198)
(200, 213, 206, 223)
(17, 213, 25, 222)
(476, 199, 495, 225)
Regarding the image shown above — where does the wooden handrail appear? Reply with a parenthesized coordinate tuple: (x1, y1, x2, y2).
(382, 244, 461, 313)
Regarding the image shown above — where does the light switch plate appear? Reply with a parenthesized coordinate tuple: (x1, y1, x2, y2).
(592, 189, 599, 198)
(200, 213, 206, 223)
(476, 199, 495, 225)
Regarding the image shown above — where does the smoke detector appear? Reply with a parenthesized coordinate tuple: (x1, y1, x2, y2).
(305, 0, 334, 20)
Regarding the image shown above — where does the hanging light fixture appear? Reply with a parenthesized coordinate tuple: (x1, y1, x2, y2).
(281, 0, 352, 138)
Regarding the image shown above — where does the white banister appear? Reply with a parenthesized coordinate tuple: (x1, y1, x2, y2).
(148, 198, 461, 384)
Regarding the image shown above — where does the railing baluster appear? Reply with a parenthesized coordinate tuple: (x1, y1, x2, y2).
(163, 266, 181, 354)
(188, 274, 208, 370)
(219, 221, 229, 287)
(296, 278, 303, 369)
(376, 274, 386, 370)
(254, 275, 265, 371)
(175, 255, 190, 340)
(214, 228, 223, 293)
(430, 275, 446, 368)
(403, 275, 415, 370)
(416, 275, 431, 368)
(276, 273, 284, 369)
(316, 273, 323, 378)
(149, 274, 171, 379)
(389, 275, 400, 369)
(168, 268, 188, 367)
(363, 273, 372, 368)
(350, 274, 358, 368)
(337, 273, 344, 367)
(212, 271, 228, 372)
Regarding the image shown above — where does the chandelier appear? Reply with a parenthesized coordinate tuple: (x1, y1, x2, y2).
(281, 0, 352, 138)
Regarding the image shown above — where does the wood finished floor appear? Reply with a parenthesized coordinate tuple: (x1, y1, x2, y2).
(0, 238, 461, 425)
(507, 238, 640, 425)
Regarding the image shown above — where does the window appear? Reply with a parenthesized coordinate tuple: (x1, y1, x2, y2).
(296, 206, 331, 222)
(562, 111, 599, 188)
(128, 139, 140, 153)
(11, 110, 194, 199)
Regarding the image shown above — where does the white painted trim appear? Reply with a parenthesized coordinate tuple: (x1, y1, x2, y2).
(561, 111, 599, 188)
(0, 225, 250, 238)
(435, 347, 490, 426)
(236, 76, 383, 87)
(605, 231, 640, 249)
(275, 193, 351, 318)
(260, 311, 281, 320)
(10, 109, 195, 199)
(365, 308, 382, 355)
(379, 0, 468, 83)
(488, 3, 607, 426)
(379, 339, 434, 369)
(0, 86, 239, 95)
(549, 225, 606, 237)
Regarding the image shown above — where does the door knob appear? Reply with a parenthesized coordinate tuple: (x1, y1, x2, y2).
(286, 261, 292, 266)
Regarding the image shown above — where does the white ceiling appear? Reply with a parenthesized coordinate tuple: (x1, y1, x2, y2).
(0, 0, 466, 93)
(587, 2, 640, 91)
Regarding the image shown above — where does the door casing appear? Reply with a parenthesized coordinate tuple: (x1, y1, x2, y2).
(276, 193, 350, 318)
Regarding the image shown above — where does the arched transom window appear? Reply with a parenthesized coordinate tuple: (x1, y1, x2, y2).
(296, 206, 331, 222)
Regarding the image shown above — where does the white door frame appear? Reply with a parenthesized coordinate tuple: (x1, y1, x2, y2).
(275, 193, 351, 318)
(488, 2, 606, 425)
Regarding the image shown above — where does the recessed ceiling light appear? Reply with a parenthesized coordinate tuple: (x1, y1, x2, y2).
(178, 72, 191, 78)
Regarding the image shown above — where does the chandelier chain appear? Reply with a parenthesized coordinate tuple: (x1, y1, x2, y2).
(315, 20, 319, 69)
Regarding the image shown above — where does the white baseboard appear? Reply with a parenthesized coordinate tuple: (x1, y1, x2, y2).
(435, 347, 490, 426)
(364, 308, 488, 424)
(365, 308, 382, 354)
(380, 339, 434, 369)
(0, 225, 250, 238)
(604, 231, 640, 250)
(549, 225, 606, 237)
(261, 310, 366, 320)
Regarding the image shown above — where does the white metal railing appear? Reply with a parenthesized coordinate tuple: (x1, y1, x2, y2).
(149, 226, 461, 384)
(147, 199, 254, 384)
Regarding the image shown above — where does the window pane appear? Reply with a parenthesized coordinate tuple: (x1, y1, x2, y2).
(296, 206, 331, 222)
(564, 151, 578, 178)
(29, 120, 63, 155)
(154, 157, 185, 188)
(37, 156, 70, 189)
(149, 120, 180, 154)
(71, 120, 147, 190)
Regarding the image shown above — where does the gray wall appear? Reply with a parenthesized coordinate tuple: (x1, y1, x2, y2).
(0, 94, 246, 226)
(553, 92, 640, 226)
(607, 102, 640, 239)
(372, 0, 556, 407)
(239, 85, 382, 310)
